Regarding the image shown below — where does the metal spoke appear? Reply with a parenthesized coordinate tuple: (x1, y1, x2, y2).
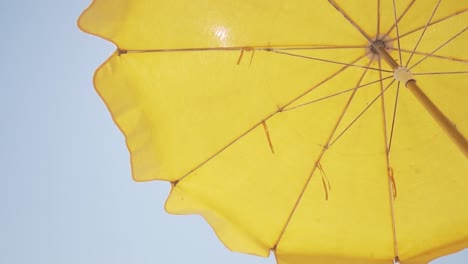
(392, 0, 403, 65)
(378, 60, 389, 150)
(328, 0, 373, 43)
(384, 0, 416, 36)
(118, 45, 368, 54)
(269, 50, 392, 72)
(269, 45, 368, 51)
(282, 76, 393, 112)
(377, 0, 381, 36)
(413, 71, 468, 76)
(406, 0, 442, 67)
(328, 79, 396, 148)
(389, 47, 468, 63)
(378, 60, 399, 259)
(409, 27, 467, 70)
(388, 82, 400, 152)
(391, 8, 467, 42)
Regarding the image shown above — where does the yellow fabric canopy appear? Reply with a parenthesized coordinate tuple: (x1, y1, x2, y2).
(78, 0, 468, 263)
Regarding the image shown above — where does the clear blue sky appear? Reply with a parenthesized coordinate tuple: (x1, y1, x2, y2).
(0, 1, 466, 263)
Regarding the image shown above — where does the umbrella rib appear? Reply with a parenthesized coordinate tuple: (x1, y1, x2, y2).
(117, 45, 367, 54)
(378, 60, 390, 151)
(268, 50, 392, 72)
(273, 62, 372, 249)
(391, 0, 404, 66)
(282, 75, 393, 112)
(327, 0, 373, 43)
(413, 71, 468, 76)
(384, 0, 416, 37)
(388, 47, 468, 64)
(280, 55, 366, 110)
(378, 60, 400, 259)
(405, 0, 442, 67)
(377, 0, 381, 36)
(389, 8, 468, 42)
(388, 82, 401, 152)
(268, 45, 368, 51)
(328, 79, 396, 148)
(409, 27, 467, 70)
(173, 55, 366, 184)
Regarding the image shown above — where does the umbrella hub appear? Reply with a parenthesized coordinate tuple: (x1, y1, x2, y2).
(393, 66, 414, 84)
(366, 34, 393, 61)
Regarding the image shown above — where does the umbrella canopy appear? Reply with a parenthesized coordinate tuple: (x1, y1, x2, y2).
(78, 0, 468, 263)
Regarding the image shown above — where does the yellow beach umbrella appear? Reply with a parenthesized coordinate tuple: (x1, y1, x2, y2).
(78, 0, 468, 263)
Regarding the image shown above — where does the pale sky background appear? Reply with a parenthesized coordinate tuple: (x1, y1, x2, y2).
(0, 1, 467, 263)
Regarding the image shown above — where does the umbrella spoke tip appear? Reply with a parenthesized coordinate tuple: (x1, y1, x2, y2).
(171, 180, 179, 187)
(117, 49, 127, 55)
